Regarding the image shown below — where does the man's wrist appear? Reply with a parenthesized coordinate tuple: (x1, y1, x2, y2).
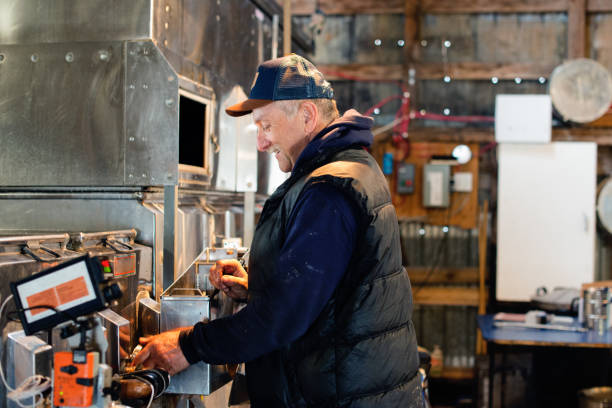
(178, 326, 201, 365)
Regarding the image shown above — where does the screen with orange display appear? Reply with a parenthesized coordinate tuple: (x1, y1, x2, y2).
(10, 255, 106, 335)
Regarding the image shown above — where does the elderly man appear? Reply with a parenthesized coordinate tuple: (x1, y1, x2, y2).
(135, 54, 423, 407)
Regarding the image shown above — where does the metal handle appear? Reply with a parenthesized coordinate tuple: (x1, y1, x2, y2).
(104, 239, 135, 253)
(21, 245, 62, 262)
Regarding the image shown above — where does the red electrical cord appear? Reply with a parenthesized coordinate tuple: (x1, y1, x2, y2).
(364, 95, 402, 116)
(324, 68, 496, 159)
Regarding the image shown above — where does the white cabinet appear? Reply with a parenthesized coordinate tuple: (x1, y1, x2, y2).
(496, 142, 597, 301)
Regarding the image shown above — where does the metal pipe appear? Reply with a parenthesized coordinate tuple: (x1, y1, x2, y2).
(163, 185, 178, 291)
(244, 191, 255, 247)
(283, 0, 291, 55)
(0, 233, 69, 245)
(75, 229, 138, 242)
(272, 14, 279, 59)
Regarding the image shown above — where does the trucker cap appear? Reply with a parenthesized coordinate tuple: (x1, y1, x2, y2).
(225, 54, 334, 117)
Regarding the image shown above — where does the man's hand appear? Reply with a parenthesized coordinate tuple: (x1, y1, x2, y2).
(132, 329, 190, 375)
(209, 259, 248, 300)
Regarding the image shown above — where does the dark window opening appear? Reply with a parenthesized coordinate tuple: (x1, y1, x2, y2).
(179, 95, 206, 167)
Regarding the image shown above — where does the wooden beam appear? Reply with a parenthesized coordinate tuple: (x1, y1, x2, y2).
(283, 0, 612, 15)
(413, 286, 480, 306)
(402, 127, 612, 145)
(420, 0, 568, 13)
(416, 62, 555, 80)
(440, 367, 475, 380)
(404, 0, 420, 110)
(553, 127, 612, 144)
(404, 0, 420, 63)
(587, 0, 612, 12)
(407, 128, 494, 143)
(319, 64, 404, 81)
(407, 267, 480, 284)
(284, 0, 292, 55)
(319, 62, 555, 81)
(281, 0, 403, 15)
(568, 0, 587, 59)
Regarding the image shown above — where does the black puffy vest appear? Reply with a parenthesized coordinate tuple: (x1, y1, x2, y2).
(246, 146, 423, 408)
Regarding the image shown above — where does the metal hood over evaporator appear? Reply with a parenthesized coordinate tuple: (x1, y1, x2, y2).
(0, 0, 184, 187)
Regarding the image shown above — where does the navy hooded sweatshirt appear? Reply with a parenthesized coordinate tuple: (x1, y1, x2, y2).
(179, 110, 374, 364)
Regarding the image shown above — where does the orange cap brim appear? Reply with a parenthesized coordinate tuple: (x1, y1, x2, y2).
(225, 99, 273, 117)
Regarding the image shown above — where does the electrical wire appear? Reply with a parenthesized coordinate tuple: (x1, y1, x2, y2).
(139, 377, 155, 408)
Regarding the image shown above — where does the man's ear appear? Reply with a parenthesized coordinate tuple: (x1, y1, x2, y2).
(300, 101, 318, 133)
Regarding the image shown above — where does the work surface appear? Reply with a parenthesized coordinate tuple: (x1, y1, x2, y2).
(477, 314, 612, 348)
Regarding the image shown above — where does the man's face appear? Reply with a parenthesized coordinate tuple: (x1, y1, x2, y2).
(252, 102, 309, 173)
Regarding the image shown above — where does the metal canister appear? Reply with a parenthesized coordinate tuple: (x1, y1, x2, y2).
(579, 386, 612, 408)
(583, 287, 609, 332)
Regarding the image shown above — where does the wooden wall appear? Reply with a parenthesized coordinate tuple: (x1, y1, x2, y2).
(290, 3, 612, 229)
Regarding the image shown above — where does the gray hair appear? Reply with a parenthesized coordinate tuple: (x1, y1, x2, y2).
(276, 99, 340, 122)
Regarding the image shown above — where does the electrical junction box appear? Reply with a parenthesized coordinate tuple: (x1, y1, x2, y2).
(452, 172, 473, 192)
(396, 163, 415, 194)
(495, 94, 552, 143)
(423, 164, 450, 207)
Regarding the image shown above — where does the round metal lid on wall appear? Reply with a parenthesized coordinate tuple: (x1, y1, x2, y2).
(597, 177, 612, 235)
(549, 58, 612, 123)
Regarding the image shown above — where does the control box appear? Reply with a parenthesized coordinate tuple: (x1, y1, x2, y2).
(53, 351, 98, 407)
(396, 163, 415, 194)
(423, 164, 450, 207)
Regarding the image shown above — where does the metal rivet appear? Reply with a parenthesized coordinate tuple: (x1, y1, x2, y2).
(491, 77, 499, 84)
(142, 174, 146, 178)
(443, 75, 451, 83)
(165, 5, 171, 12)
(444, 40, 452, 48)
(0, 54, 5, 63)
(98, 50, 110, 61)
(514, 77, 522, 84)
(397, 40, 405, 47)
(164, 40, 168, 47)
(164, 22, 169, 29)
(129, 137, 135, 142)
(65, 52, 74, 63)
(129, 174, 134, 178)
(216, 15, 220, 22)
(142, 84, 148, 89)
(30, 54, 38, 63)
(165, 98, 175, 107)
(374, 39, 381, 46)
(373, 108, 380, 115)
(443, 108, 450, 115)
(538, 77, 546, 84)
(129, 84, 135, 90)
(420, 40, 428, 47)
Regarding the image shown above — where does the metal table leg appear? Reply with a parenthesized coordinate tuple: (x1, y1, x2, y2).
(488, 342, 495, 408)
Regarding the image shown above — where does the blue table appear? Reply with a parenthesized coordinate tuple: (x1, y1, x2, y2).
(477, 314, 612, 408)
(478, 314, 612, 348)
